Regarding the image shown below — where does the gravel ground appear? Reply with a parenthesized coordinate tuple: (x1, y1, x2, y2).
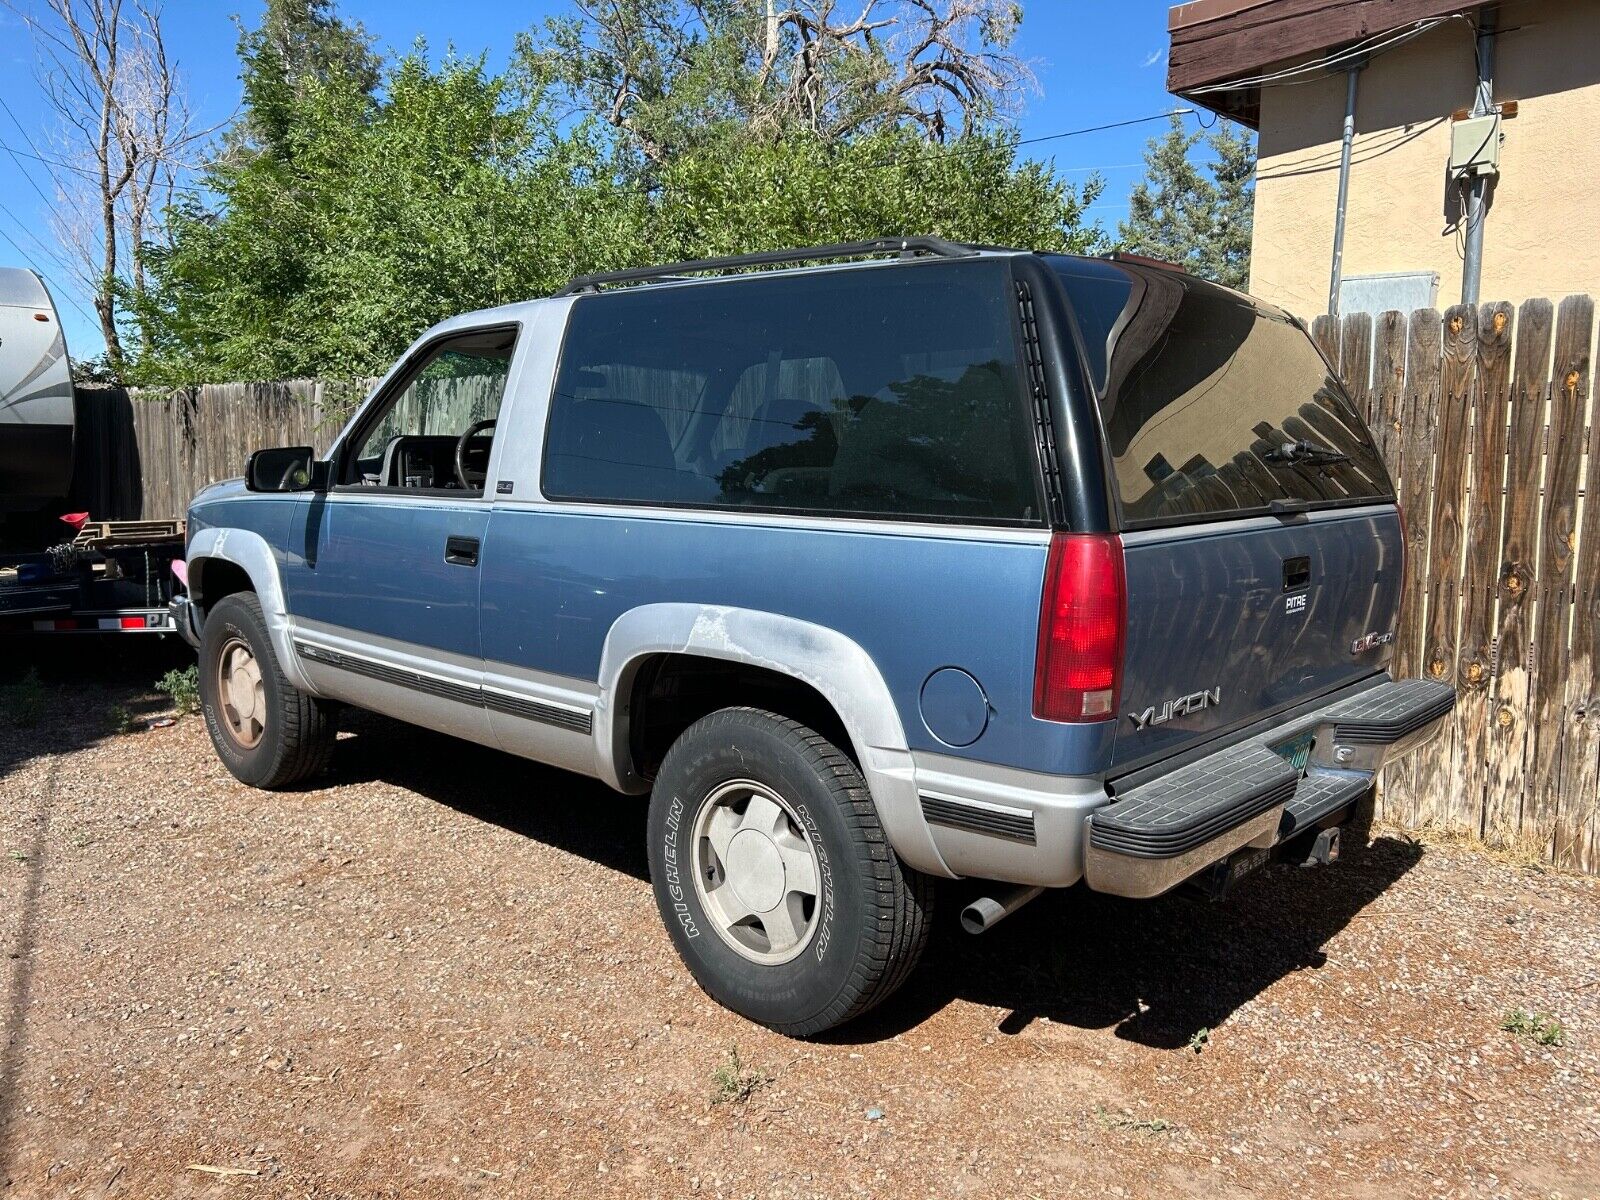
(2, 644, 1597, 1199)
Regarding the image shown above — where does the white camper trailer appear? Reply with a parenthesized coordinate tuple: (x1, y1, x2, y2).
(0, 266, 183, 634)
(0, 267, 75, 513)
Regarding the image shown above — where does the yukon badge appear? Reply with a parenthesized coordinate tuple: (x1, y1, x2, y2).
(1129, 687, 1222, 731)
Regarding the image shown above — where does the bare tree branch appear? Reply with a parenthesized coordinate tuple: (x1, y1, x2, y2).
(9, 0, 204, 370)
(528, 0, 1034, 166)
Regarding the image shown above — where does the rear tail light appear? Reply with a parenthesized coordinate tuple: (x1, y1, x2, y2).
(1033, 533, 1127, 723)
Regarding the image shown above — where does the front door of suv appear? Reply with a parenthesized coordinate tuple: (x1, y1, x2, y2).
(283, 326, 519, 746)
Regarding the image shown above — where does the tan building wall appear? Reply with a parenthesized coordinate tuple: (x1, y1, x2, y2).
(1248, 0, 1600, 319)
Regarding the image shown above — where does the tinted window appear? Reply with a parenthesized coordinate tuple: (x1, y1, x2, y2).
(1049, 257, 1393, 528)
(542, 259, 1042, 523)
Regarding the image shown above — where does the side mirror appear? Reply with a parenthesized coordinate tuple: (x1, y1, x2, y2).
(245, 446, 328, 493)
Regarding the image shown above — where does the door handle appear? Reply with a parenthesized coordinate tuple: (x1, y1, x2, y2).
(445, 535, 480, 567)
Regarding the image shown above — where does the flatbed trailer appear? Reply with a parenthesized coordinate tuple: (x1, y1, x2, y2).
(0, 517, 184, 635)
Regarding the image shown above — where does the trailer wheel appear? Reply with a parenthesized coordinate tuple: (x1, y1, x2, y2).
(199, 592, 335, 788)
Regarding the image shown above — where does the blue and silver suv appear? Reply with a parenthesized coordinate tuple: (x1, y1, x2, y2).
(174, 237, 1455, 1035)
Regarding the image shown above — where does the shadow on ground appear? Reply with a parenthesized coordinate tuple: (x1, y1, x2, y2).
(326, 709, 1422, 1051)
(854, 834, 1422, 1048)
(330, 707, 652, 883)
(0, 636, 194, 782)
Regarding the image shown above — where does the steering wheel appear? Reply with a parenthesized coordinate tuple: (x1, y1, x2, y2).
(454, 418, 497, 490)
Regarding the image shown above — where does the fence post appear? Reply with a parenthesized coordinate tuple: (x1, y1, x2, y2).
(1532, 297, 1595, 860)
(1557, 297, 1600, 873)
(1413, 305, 1477, 828)
(1385, 309, 1442, 824)
(1485, 299, 1554, 845)
(1455, 301, 1514, 828)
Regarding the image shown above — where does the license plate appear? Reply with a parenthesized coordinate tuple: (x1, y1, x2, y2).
(1273, 731, 1314, 773)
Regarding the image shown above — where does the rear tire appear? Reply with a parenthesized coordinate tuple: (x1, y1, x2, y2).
(647, 707, 932, 1036)
(199, 591, 335, 789)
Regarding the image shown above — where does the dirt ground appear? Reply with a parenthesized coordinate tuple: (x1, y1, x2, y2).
(2, 644, 1598, 1200)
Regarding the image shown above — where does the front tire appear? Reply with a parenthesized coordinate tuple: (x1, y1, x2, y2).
(199, 592, 335, 789)
(647, 707, 932, 1036)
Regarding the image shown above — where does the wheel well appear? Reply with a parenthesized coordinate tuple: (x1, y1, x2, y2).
(192, 558, 254, 622)
(627, 653, 858, 782)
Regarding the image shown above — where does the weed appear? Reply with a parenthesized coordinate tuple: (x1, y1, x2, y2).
(107, 703, 143, 734)
(156, 664, 200, 716)
(3, 669, 45, 728)
(1502, 1008, 1564, 1047)
(8, 849, 27, 863)
(710, 1043, 767, 1105)
(1094, 1105, 1176, 1135)
(1188, 1027, 1211, 1055)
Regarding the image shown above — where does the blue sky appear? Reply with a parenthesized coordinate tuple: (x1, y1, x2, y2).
(0, 1, 1189, 357)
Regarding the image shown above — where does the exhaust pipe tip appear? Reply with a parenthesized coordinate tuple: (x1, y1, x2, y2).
(960, 897, 1003, 935)
(960, 885, 1045, 935)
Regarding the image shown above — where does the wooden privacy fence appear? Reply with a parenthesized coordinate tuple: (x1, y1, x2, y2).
(71, 379, 373, 521)
(71, 296, 1600, 874)
(131, 379, 374, 520)
(1311, 296, 1598, 875)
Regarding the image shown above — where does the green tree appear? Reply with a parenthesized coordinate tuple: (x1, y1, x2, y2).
(1119, 114, 1255, 290)
(648, 128, 1104, 261)
(1203, 120, 1255, 290)
(134, 49, 634, 381)
(131, 1, 1105, 384)
(232, 0, 382, 159)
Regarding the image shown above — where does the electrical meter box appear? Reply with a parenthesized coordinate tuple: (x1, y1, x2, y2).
(1450, 113, 1501, 178)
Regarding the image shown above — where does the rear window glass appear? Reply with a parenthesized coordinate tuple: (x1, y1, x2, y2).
(1049, 257, 1392, 528)
(542, 258, 1043, 524)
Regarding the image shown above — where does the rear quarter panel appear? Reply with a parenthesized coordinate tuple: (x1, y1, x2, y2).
(478, 507, 1115, 775)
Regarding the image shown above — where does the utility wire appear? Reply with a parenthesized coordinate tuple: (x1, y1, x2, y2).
(1012, 109, 1195, 147)
(0, 198, 101, 326)
(0, 95, 64, 211)
(4, 108, 1197, 196)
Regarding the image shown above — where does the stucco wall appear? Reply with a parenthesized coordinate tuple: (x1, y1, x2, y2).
(1248, 0, 1600, 319)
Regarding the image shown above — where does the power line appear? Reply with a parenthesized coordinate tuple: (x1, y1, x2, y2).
(1013, 109, 1195, 148)
(0, 141, 58, 210)
(0, 94, 65, 210)
(6, 109, 1195, 192)
(0, 200, 70, 271)
(0, 199, 100, 327)
(0, 134, 213, 201)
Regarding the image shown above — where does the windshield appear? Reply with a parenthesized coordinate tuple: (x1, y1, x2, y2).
(1048, 256, 1393, 529)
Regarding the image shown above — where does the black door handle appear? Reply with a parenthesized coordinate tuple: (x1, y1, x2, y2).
(445, 535, 480, 566)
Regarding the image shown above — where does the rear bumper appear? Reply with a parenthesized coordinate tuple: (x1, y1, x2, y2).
(914, 675, 1454, 896)
(1084, 676, 1453, 898)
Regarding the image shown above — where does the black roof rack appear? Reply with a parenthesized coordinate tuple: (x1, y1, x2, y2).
(554, 236, 981, 297)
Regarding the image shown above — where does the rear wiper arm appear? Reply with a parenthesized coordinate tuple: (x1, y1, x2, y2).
(1263, 439, 1350, 466)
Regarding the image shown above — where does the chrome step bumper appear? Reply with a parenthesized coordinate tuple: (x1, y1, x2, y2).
(1084, 677, 1454, 899)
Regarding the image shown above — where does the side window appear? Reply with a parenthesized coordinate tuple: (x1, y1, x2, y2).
(541, 259, 1042, 524)
(343, 327, 517, 491)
